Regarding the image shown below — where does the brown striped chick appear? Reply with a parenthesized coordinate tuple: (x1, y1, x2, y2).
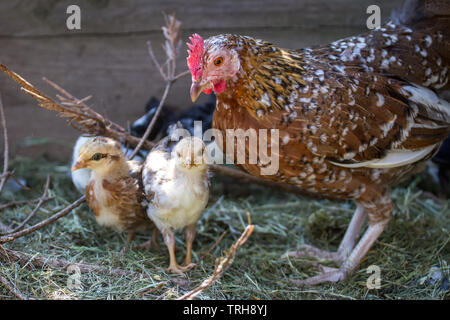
(72, 136, 156, 254)
(143, 136, 209, 274)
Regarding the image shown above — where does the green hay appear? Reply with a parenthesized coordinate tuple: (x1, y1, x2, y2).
(0, 156, 449, 300)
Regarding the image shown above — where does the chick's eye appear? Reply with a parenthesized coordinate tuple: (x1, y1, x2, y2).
(91, 153, 105, 161)
(214, 57, 223, 66)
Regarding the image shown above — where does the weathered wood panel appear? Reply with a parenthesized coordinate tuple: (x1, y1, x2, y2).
(0, 0, 404, 160)
(1, 0, 402, 35)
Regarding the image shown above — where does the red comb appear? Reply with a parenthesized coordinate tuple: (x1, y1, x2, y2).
(187, 33, 204, 80)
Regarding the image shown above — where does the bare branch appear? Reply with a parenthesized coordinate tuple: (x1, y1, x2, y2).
(178, 224, 254, 300)
(172, 69, 190, 81)
(0, 171, 30, 192)
(1, 176, 51, 235)
(129, 81, 172, 159)
(0, 64, 152, 150)
(199, 230, 228, 262)
(0, 196, 54, 212)
(147, 41, 168, 81)
(129, 13, 182, 159)
(0, 221, 11, 233)
(0, 196, 85, 244)
(0, 95, 9, 195)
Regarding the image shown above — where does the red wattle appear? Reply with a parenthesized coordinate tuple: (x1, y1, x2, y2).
(203, 88, 213, 94)
(213, 80, 227, 94)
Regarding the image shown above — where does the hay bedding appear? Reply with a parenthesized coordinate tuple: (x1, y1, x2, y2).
(0, 156, 448, 299)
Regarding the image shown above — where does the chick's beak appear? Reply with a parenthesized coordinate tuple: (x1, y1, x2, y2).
(190, 81, 203, 102)
(72, 160, 87, 172)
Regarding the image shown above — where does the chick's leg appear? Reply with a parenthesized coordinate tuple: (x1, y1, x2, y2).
(162, 229, 193, 274)
(119, 231, 136, 256)
(183, 223, 197, 267)
(285, 204, 366, 264)
(135, 228, 160, 251)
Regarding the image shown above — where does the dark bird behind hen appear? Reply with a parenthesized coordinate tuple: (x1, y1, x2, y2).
(187, 0, 450, 285)
(131, 95, 215, 140)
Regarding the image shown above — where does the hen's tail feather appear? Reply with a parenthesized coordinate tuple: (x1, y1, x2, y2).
(389, 0, 450, 92)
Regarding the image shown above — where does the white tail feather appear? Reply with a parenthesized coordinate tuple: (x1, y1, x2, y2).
(330, 144, 438, 169)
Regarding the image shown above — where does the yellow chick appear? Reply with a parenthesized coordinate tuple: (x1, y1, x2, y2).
(72, 136, 156, 253)
(143, 136, 209, 274)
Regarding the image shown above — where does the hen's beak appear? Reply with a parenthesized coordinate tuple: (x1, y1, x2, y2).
(72, 160, 87, 172)
(190, 81, 203, 102)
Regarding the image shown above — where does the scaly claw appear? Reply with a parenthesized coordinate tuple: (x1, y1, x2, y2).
(166, 263, 195, 274)
(290, 267, 347, 286)
(283, 244, 345, 264)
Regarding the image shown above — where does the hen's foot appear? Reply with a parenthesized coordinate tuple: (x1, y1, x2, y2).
(283, 244, 346, 265)
(289, 216, 390, 286)
(284, 205, 367, 265)
(290, 266, 347, 286)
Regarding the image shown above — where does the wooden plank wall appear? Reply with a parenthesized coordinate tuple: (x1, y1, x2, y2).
(0, 0, 403, 160)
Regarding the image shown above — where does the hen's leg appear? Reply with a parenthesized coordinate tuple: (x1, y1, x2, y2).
(291, 195, 393, 285)
(162, 230, 192, 274)
(291, 217, 389, 285)
(183, 223, 197, 268)
(285, 204, 366, 264)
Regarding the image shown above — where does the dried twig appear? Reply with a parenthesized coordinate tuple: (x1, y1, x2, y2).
(0, 196, 85, 244)
(147, 40, 168, 82)
(0, 274, 30, 300)
(0, 245, 150, 279)
(0, 64, 151, 151)
(172, 70, 190, 81)
(0, 196, 54, 212)
(129, 81, 172, 159)
(0, 171, 29, 191)
(178, 224, 254, 300)
(0, 221, 11, 233)
(129, 14, 185, 160)
(0, 95, 9, 195)
(137, 281, 167, 296)
(1, 176, 51, 235)
(200, 230, 228, 262)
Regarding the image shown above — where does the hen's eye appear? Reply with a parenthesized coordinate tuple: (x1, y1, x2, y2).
(91, 153, 106, 161)
(214, 57, 223, 66)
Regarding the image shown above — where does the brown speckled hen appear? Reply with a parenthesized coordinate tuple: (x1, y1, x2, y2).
(72, 137, 156, 254)
(187, 0, 450, 285)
